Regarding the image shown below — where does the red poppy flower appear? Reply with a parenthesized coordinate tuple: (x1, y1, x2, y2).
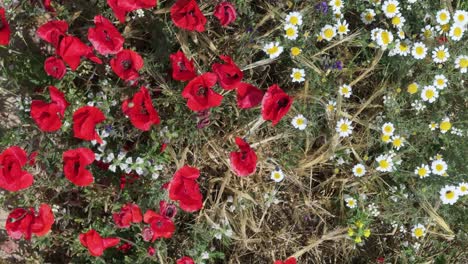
(168, 165, 203, 212)
(107, 0, 157, 23)
(110, 49, 144, 81)
(122, 86, 160, 131)
(211, 55, 243, 90)
(143, 210, 175, 241)
(0, 8, 11, 46)
(229, 137, 257, 177)
(79, 229, 120, 257)
(36, 20, 68, 48)
(72, 106, 106, 143)
(57, 36, 102, 71)
(261, 84, 293, 126)
(63, 148, 95, 187)
(5, 204, 54, 240)
(117, 242, 132, 253)
(274, 257, 297, 264)
(169, 51, 197, 81)
(30, 86, 69, 132)
(213, 2, 237, 27)
(236, 82, 263, 109)
(0, 146, 34, 192)
(170, 0, 207, 32)
(159, 201, 177, 219)
(88, 15, 124, 55)
(44, 57, 67, 79)
(113, 203, 143, 228)
(182, 73, 222, 111)
(177, 256, 195, 264)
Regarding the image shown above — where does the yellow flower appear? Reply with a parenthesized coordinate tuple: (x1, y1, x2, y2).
(364, 229, 371, 237)
(407, 83, 418, 94)
(354, 236, 362, 243)
(348, 228, 355, 237)
(291, 47, 301, 56)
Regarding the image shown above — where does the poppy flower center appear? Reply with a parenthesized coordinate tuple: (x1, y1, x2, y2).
(165, 207, 174, 218)
(196, 86, 208, 96)
(227, 72, 239, 79)
(73, 161, 81, 175)
(277, 98, 289, 108)
(241, 151, 248, 160)
(0, 20, 4, 30)
(103, 29, 111, 42)
(156, 220, 163, 227)
(121, 60, 132, 70)
(177, 61, 187, 71)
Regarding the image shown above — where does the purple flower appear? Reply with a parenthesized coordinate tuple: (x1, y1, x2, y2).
(334, 61, 343, 70)
(315, 2, 328, 14)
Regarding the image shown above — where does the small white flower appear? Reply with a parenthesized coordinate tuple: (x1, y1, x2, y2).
(125, 157, 133, 164)
(119, 163, 129, 171)
(432, 46, 450, 64)
(391, 135, 405, 150)
(453, 10, 468, 26)
(436, 9, 451, 25)
(411, 224, 426, 239)
(376, 154, 394, 172)
(414, 164, 431, 178)
(381, 122, 395, 136)
(454, 55, 467, 73)
(135, 167, 145, 175)
(431, 159, 447, 176)
(326, 100, 336, 112)
(151, 173, 159, 180)
(109, 164, 117, 172)
(411, 42, 427, 60)
(448, 24, 464, 41)
(433, 74, 448, 90)
(263, 42, 284, 59)
(285, 11, 303, 26)
(291, 114, 308, 130)
(329, 0, 344, 12)
(271, 169, 285, 182)
(136, 157, 144, 164)
(352, 164, 366, 177)
(339, 84, 352, 98)
(201, 252, 210, 260)
(336, 118, 353, 137)
(361, 9, 376, 25)
(321, 25, 337, 41)
(336, 20, 349, 35)
(439, 185, 459, 205)
(291, 68, 305, 83)
(345, 197, 357, 208)
(382, 0, 400, 18)
(421, 85, 439, 103)
(284, 24, 299, 40)
(421, 25, 435, 39)
(458, 182, 468, 196)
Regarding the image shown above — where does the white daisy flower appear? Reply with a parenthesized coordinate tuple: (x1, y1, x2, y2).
(291, 68, 305, 82)
(432, 46, 450, 63)
(336, 118, 354, 138)
(395, 40, 410, 56)
(263, 42, 284, 59)
(391, 135, 405, 150)
(420, 85, 439, 103)
(458, 182, 468, 196)
(326, 100, 337, 112)
(421, 25, 435, 39)
(376, 154, 394, 172)
(376, 29, 394, 48)
(329, 0, 344, 12)
(284, 24, 299, 40)
(339, 84, 352, 98)
(448, 24, 464, 41)
(382, 122, 395, 136)
(436, 9, 451, 25)
(431, 159, 447, 176)
(345, 197, 358, 208)
(291, 114, 308, 130)
(439, 185, 459, 205)
(271, 169, 285, 182)
(411, 224, 426, 239)
(411, 42, 427, 60)
(397, 29, 405, 39)
(415, 164, 430, 178)
(321, 25, 337, 41)
(352, 164, 366, 177)
(454, 55, 467, 73)
(361, 9, 376, 25)
(429, 122, 438, 131)
(391, 14, 406, 29)
(336, 20, 349, 35)
(382, 0, 400, 18)
(439, 117, 452, 134)
(453, 10, 468, 26)
(433, 74, 448, 90)
(285, 12, 303, 26)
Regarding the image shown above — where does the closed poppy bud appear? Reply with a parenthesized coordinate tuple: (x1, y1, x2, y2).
(0, 146, 34, 192)
(214, 2, 237, 27)
(181, 73, 223, 111)
(72, 106, 106, 143)
(261, 84, 293, 126)
(229, 137, 257, 177)
(159, 201, 177, 219)
(142, 226, 154, 242)
(44, 57, 67, 79)
(211, 55, 243, 90)
(236, 82, 263, 109)
(88, 15, 124, 55)
(170, 0, 207, 32)
(177, 256, 195, 264)
(147, 246, 156, 256)
(0, 8, 11, 46)
(110, 49, 144, 81)
(62, 148, 95, 187)
(43, 0, 55, 12)
(169, 51, 197, 81)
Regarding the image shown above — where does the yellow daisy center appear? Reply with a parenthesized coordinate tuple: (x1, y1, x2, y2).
(445, 190, 455, 199)
(267, 46, 278, 55)
(327, 105, 334, 112)
(381, 31, 391, 45)
(440, 121, 451, 131)
(457, 14, 465, 22)
(424, 29, 432, 38)
(379, 160, 389, 169)
(291, 47, 301, 56)
(382, 134, 390, 142)
(416, 46, 424, 55)
(393, 138, 402, 147)
(441, 24, 450, 32)
(439, 12, 448, 21)
(341, 86, 349, 94)
(460, 186, 467, 192)
(340, 123, 349, 132)
(289, 16, 299, 25)
(414, 228, 424, 237)
(293, 72, 302, 80)
(460, 58, 468, 68)
(425, 89, 435, 99)
(399, 43, 408, 51)
(334, 0, 342, 7)
(356, 167, 363, 174)
(384, 125, 393, 133)
(338, 25, 347, 33)
(273, 172, 281, 179)
(453, 27, 462, 37)
(296, 118, 304, 125)
(436, 79, 444, 86)
(418, 168, 427, 177)
(392, 16, 401, 26)
(387, 4, 396, 13)
(347, 200, 355, 206)
(324, 28, 334, 39)
(407, 83, 418, 94)
(435, 164, 444, 171)
(365, 13, 374, 21)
